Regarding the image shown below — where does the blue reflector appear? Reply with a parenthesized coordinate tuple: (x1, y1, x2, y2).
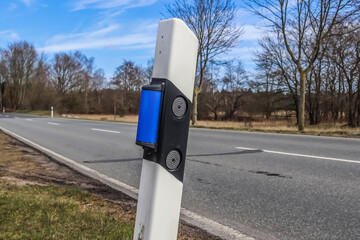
(136, 90, 162, 144)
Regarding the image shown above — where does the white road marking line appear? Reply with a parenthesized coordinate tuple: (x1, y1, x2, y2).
(235, 146, 360, 164)
(181, 208, 254, 240)
(0, 126, 252, 240)
(47, 122, 59, 126)
(5, 115, 9, 117)
(91, 128, 120, 134)
(25, 118, 33, 121)
(235, 147, 259, 151)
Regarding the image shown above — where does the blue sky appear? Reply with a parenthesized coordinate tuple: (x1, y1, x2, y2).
(0, 0, 264, 79)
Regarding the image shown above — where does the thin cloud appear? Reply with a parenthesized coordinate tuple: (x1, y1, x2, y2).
(0, 30, 20, 41)
(72, 0, 157, 11)
(8, 3, 17, 10)
(216, 46, 260, 66)
(49, 24, 120, 43)
(39, 23, 157, 53)
(21, 0, 35, 7)
(223, 46, 260, 62)
(39, 34, 155, 52)
(242, 25, 265, 41)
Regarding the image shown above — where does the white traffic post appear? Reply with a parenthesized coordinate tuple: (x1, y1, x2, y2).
(133, 18, 198, 240)
(2, 107, 4, 113)
(51, 106, 54, 118)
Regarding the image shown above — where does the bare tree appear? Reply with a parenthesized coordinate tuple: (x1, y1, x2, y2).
(51, 52, 82, 95)
(78, 54, 95, 114)
(27, 58, 52, 110)
(205, 88, 223, 120)
(256, 32, 301, 122)
(91, 68, 106, 112)
(196, 64, 222, 120)
(246, 0, 360, 130)
(111, 60, 144, 116)
(1, 41, 43, 110)
(165, 0, 242, 125)
(329, 25, 360, 126)
(252, 53, 286, 119)
(144, 58, 154, 84)
(0, 55, 7, 110)
(220, 61, 247, 120)
(51, 52, 82, 111)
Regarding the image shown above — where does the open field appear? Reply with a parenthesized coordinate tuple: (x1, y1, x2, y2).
(15, 110, 139, 123)
(61, 113, 139, 123)
(0, 131, 220, 240)
(194, 119, 360, 138)
(15, 110, 53, 117)
(14, 110, 360, 138)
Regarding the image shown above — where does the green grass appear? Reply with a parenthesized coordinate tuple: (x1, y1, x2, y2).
(0, 181, 133, 240)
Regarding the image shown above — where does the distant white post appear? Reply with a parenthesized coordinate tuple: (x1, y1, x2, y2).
(51, 106, 54, 118)
(133, 18, 198, 240)
(2, 107, 4, 114)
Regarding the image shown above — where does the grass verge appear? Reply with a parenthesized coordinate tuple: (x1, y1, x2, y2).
(0, 183, 133, 239)
(0, 131, 133, 239)
(0, 131, 220, 240)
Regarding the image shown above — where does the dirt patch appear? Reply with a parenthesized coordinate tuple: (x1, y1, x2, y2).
(0, 131, 221, 240)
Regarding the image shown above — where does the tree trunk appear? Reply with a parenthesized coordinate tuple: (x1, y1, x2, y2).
(0, 82, 4, 109)
(84, 83, 89, 114)
(348, 84, 355, 127)
(357, 85, 360, 127)
(298, 72, 306, 131)
(357, 76, 360, 126)
(114, 99, 117, 121)
(192, 89, 199, 125)
(307, 77, 314, 125)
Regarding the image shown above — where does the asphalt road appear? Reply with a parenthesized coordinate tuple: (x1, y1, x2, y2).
(1, 113, 360, 240)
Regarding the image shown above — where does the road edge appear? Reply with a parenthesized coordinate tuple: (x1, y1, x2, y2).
(0, 126, 254, 240)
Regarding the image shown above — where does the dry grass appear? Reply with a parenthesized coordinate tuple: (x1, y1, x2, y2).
(60, 114, 360, 138)
(61, 114, 138, 123)
(195, 119, 360, 138)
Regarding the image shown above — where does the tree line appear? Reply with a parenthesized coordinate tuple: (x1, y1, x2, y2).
(0, 41, 152, 116)
(1, 0, 359, 130)
(246, 0, 360, 129)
